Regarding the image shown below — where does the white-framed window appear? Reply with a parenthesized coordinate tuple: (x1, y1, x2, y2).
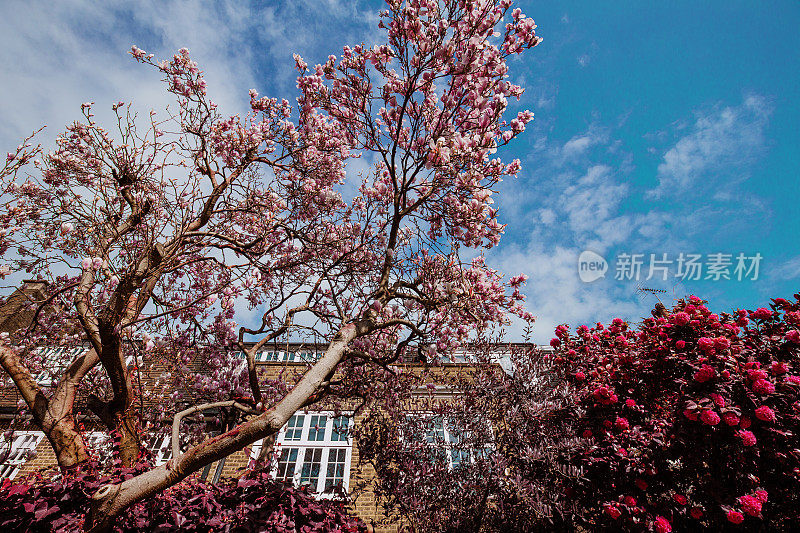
(144, 434, 173, 466)
(250, 412, 352, 496)
(33, 346, 86, 386)
(238, 350, 322, 363)
(32, 347, 136, 386)
(0, 431, 44, 480)
(403, 414, 492, 470)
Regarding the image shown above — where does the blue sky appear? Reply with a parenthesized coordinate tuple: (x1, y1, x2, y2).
(1, 1, 798, 342)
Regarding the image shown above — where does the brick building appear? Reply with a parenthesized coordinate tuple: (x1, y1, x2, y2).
(0, 281, 540, 531)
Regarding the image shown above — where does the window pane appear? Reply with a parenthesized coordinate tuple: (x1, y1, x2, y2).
(285, 415, 304, 441)
(308, 415, 327, 441)
(277, 448, 299, 480)
(299, 448, 322, 487)
(331, 416, 349, 441)
(325, 448, 347, 490)
(425, 417, 445, 443)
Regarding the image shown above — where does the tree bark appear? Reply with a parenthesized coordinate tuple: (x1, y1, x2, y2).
(85, 320, 367, 532)
(0, 345, 101, 467)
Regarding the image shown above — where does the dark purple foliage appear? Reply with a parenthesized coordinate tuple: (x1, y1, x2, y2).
(0, 462, 367, 532)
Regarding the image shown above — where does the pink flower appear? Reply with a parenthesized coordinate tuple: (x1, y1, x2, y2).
(737, 430, 757, 446)
(690, 507, 703, 519)
(727, 510, 745, 524)
(582, 429, 593, 438)
(722, 412, 740, 426)
(654, 516, 672, 533)
(698, 337, 715, 353)
(574, 371, 586, 381)
(701, 410, 720, 425)
(672, 312, 690, 326)
(771, 361, 788, 375)
(81, 257, 92, 269)
(786, 330, 800, 343)
(750, 307, 773, 320)
(604, 504, 621, 519)
(787, 375, 800, 385)
(625, 398, 637, 408)
(91, 256, 103, 269)
(635, 479, 648, 491)
(550, 338, 561, 348)
(754, 406, 775, 422)
(694, 364, 716, 383)
(714, 336, 731, 350)
(684, 409, 699, 421)
(675, 340, 686, 349)
(615, 417, 629, 431)
(623, 496, 636, 506)
(710, 393, 725, 407)
(754, 490, 768, 503)
(60, 222, 74, 235)
(673, 494, 688, 505)
(739, 494, 762, 517)
(592, 386, 618, 405)
(752, 379, 775, 395)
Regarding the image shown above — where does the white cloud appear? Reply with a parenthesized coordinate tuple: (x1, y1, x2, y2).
(648, 95, 771, 198)
(493, 243, 645, 343)
(770, 256, 800, 281)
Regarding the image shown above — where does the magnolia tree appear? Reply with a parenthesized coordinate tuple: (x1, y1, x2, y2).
(0, 0, 540, 529)
(549, 295, 800, 531)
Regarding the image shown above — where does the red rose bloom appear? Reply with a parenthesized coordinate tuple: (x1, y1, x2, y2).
(727, 510, 744, 524)
(752, 379, 775, 395)
(673, 494, 688, 505)
(722, 412, 740, 426)
(754, 490, 768, 503)
(701, 410, 720, 425)
(771, 361, 788, 375)
(690, 507, 703, 519)
(615, 417, 630, 431)
(755, 405, 775, 422)
(739, 495, 762, 517)
(737, 430, 757, 446)
(694, 364, 716, 383)
(604, 504, 621, 519)
(654, 516, 671, 533)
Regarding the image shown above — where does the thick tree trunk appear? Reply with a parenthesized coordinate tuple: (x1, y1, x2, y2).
(45, 422, 92, 466)
(0, 345, 100, 467)
(97, 323, 141, 466)
(85, 320, 366, 532)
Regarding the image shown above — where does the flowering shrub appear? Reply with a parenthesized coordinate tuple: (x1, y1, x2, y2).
(551, 295, 800, 530)
(0, 462, 366, 532)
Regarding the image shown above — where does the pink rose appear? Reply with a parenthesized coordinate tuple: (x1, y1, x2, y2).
(752, 379, 775, 395)
(737, 430, 757, 446)
(654, 516, 672, 533)
(701, 410, 720, 425)
(727, 510, 744, 524)
(754, 406, 775, 422)
(694, 364, 716, 383)
(604, 504, 621, 519)
(739, 494, 762, 517)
